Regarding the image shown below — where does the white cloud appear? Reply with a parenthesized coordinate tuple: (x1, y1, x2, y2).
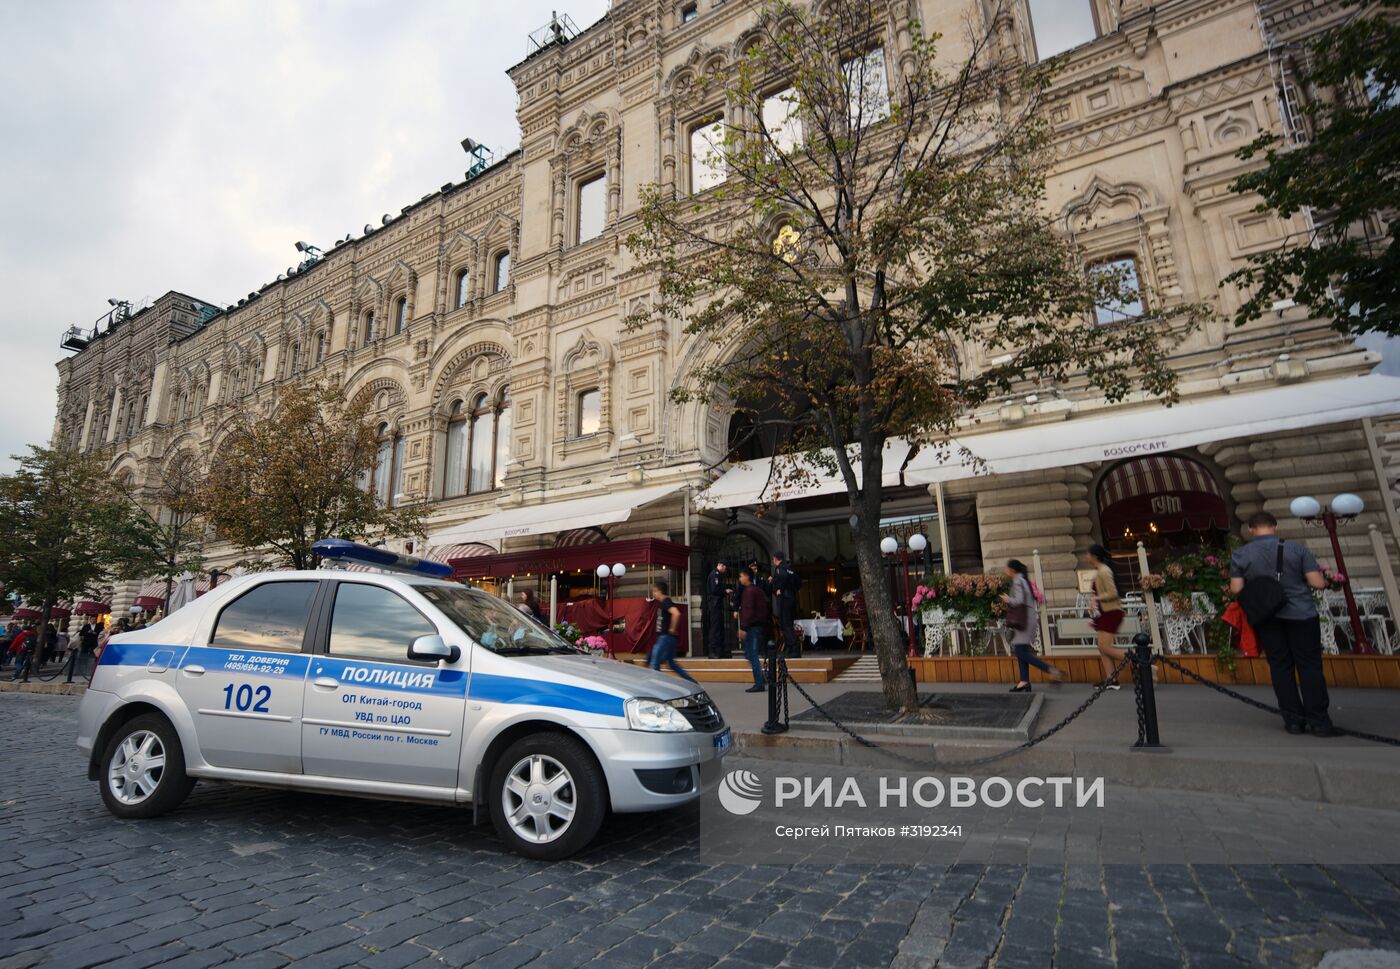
(0, 0, 608, 470)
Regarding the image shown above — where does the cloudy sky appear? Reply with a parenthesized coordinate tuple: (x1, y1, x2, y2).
(0, 0, 610, 472)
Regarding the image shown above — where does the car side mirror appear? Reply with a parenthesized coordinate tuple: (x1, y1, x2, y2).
(408, 634, 459, 664)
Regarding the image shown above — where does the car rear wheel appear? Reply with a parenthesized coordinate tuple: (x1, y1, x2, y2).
(99, 714, 195, 819)
(488, 733, 606, 860)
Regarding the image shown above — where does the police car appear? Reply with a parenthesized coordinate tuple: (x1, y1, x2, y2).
(76, 540, 731, 859)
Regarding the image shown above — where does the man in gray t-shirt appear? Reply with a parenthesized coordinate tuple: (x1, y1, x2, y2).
(1229, 511, 1332, 736)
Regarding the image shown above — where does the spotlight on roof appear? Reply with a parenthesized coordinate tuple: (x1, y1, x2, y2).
(461, 137, 480, 153)
(107, 298, 122, 307)
(363, 224, 374, 233)
(381, 214, 392, 225)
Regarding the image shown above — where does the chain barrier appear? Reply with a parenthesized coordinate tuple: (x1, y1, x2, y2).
(1154, 653, 1400, 748)
(771, 652, 1134, 770)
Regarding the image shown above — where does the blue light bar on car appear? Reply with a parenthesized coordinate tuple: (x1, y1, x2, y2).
(311, 539, 454, 579)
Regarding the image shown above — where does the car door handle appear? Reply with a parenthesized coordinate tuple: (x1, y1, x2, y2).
(183, 665, 205, 676)
(312, 676, 340, 689)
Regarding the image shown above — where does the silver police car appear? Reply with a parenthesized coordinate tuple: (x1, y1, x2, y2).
(77, 546, 730, 859)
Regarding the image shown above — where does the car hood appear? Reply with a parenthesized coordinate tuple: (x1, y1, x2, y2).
(498, 653, 698, 702)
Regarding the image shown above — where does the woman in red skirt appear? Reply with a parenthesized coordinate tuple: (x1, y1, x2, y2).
(1086, 544, 1127, 689)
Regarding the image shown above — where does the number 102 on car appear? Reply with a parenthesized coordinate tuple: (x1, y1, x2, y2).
(222, 683, 271, 713)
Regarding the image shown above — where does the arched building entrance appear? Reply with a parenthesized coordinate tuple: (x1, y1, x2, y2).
(1098, 454, 1230, 580)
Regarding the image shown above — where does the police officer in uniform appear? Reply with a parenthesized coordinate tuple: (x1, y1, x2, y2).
(770, 551, 801, 658)
(704, 561, 732, 658)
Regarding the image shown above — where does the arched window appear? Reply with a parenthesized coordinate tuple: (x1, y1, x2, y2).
(363, 310, 376, 345)
(444, 399, 467, 498)
(468, 393, 495, 494)
(494, 387, 512, 489)
(288, 342, 301, 376)
(393, 297, 407, 334)
(314, 331, 326, 364)
(455, 270, 470, 309)
(493, 251, 511, 293)
(372, 422, 401, 507)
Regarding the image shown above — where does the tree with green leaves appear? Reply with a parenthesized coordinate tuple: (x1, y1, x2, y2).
(0, 445, 166, 677)
(118, 451, 207, 608)
(627, 0, 1199, 710)
(196, 382, 426, 570)
(1226, 0, 1400, 334)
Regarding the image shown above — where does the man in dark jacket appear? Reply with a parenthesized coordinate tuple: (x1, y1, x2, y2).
(704, 561, 731, 658)
(1229, 511, 1332, 736)
(734, 568, 770, 692)
(770, 551, 801, 658)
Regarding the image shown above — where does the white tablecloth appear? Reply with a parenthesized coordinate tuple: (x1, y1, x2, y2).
(795, 618, 844, 643)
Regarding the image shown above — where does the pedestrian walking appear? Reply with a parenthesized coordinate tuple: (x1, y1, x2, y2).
(735, 568, 770, 692)
(1085, 544, 1128, 689)
(1003, 560, 1065, 692)
(514, 590, 545, 623)
(0, 621, 16, 670)
(770, 551, 801, 658)
(704, 561, 731, 658)
(8, 624, 34, 680)
(647, 581, 697, 683)
(1229, 511, 1334, 736)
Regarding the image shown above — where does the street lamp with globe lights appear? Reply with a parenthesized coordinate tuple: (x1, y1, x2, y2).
(1290, 493, 1372, 653)
(596, 563, 627, 655)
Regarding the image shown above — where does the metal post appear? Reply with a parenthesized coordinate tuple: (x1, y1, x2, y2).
(549, 574, 559, 627)
(1130, 632, 1166, 750)
(683, 485, 693, 660)
(933, 481, 951, 572)
(1323, 510, 1373, 653)
(761, 645, 787, 734)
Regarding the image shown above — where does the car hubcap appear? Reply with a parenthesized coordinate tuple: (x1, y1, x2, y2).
(502, 753, 576, 844)
(108, 730, 165, 805)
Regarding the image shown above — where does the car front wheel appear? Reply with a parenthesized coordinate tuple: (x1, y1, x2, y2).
(99, 714, 195, 819)
(488, 733, 606, 860)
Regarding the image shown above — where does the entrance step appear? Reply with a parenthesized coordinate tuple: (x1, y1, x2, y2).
(833, 655, 882, 683)
(615, 654, 857, 683)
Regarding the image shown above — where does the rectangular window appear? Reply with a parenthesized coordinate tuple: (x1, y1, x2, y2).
(373, 438, 392, 505)
(390, 436, 405, 506)
(210, 582, 317, 653)
(456, 271, 470, 309)
(469, 410, 495, 493)
(689, 119, 725, 193)
(1027, 0, 1098, 59)
(680, 2, 698, 23)
(577, 174, 606, 243)
(843, 48, 889, 127)
(576, 388, 601, 436)
(444, 419, 467, 498)
(328, 583, 437, 663)
(1091, 257, 1145, 325)
(762, 88, 801, 153)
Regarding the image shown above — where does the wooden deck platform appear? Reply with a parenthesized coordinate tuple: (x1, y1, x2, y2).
(615, 653, 859, 683)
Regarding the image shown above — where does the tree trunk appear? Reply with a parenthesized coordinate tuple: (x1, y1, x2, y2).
(851, 491, 919, 712)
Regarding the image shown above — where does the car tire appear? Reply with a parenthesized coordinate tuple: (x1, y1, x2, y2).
(99, 713, 196, 820)
(488, 732, 606, 860)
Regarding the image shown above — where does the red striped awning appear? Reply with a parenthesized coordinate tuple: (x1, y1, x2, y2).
(12, 608, 40, 621)
(50, 600, 72, 621)
(555, 527, 608, 548)
(74, 592, 112, 616)
(1098, 455, 1228, 534)
(432, 543, 496, 564)
(132, 581, 168, 610)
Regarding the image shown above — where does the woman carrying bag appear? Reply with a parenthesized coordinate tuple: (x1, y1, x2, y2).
(1004, 559, 1065, 692)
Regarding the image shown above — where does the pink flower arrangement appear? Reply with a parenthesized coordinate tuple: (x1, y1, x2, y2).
(578, 635, 609, 653)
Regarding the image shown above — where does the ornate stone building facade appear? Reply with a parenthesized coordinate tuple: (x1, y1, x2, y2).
(52, 0, 1399, 630)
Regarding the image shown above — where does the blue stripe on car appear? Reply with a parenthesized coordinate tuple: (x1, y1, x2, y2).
(468, 673, 626, 718)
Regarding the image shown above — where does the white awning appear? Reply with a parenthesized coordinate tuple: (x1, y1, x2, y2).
(904, 373, 1400, 485)
(429, 483, 683, 545)
(697, 440, 912, 510)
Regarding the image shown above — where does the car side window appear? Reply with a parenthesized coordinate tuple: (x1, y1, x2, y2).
(328, 583, 437, 663)
(209, 581, 318, 652)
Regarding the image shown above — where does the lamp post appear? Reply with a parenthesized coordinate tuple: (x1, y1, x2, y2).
(908, 534, 928, 655)
(880, 535, 914, 655)
(596, 562, 626, 656)
(1290, 493, 1373, 654)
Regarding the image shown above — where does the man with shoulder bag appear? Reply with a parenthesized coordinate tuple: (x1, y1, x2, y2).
(1229, 511, 1334, 736)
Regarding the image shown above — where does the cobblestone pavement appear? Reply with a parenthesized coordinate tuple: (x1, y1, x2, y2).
(4, 692, 1400, 969)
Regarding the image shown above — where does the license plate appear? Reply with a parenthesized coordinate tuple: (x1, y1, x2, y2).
(713, 727, 732, 754)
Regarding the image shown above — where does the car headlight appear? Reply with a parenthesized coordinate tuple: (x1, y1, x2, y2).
(625, 697, 693, 732)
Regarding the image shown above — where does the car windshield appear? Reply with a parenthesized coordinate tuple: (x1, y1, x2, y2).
(415, 585, 580, 655)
